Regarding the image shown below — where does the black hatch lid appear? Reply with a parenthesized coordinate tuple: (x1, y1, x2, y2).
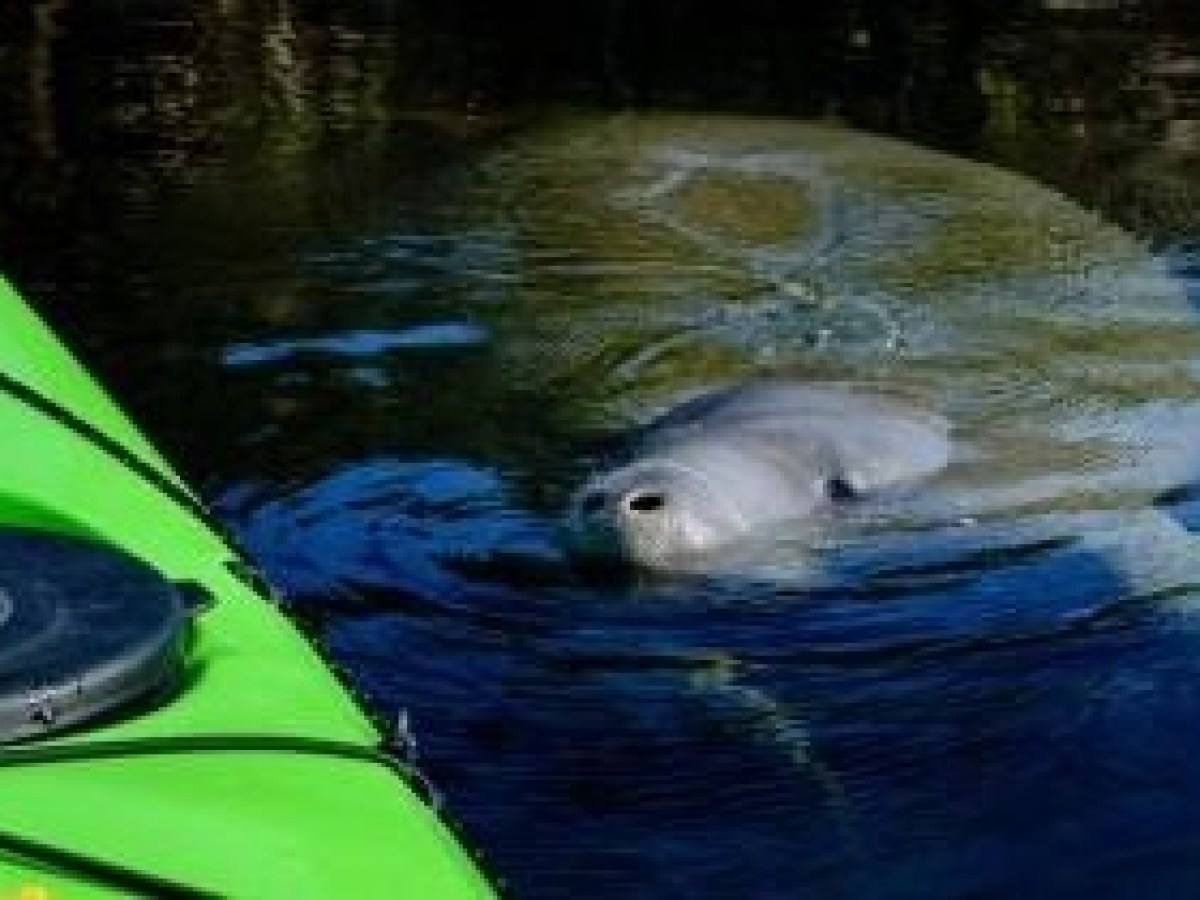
(0, 530, 193, 743)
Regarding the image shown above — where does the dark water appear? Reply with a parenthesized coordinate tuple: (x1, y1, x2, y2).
(6, 3, 1200, 898)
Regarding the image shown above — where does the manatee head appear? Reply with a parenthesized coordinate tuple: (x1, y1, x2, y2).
(564, 454, 764, 572)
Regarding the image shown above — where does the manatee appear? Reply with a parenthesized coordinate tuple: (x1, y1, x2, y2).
(565, 382, 951, 572)
(426, 111, 1187, 426)
(351, 111, 1200, 586)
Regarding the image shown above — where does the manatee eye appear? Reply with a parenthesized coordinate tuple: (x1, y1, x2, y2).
(627, 492, 666, 513)
(579, 492, 607, 515)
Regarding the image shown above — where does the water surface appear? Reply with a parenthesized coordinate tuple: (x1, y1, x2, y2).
(206, 112, 1200, 899)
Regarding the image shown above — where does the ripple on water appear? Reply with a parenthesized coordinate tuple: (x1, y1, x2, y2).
(221, 322, 489, 368)
(217, 458, 560, 602)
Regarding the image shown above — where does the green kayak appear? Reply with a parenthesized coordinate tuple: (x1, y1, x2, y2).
(0, 275, 498, 899)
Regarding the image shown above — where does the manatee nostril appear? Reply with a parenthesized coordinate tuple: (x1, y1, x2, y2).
(826, 477, 857, 500)
(579, 492, 607, 515)
(627, 492, 666, 513)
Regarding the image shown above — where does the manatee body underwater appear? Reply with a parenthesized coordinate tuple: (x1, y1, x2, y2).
(360, 110, 1200, 591)
(565, 381, 951, 573)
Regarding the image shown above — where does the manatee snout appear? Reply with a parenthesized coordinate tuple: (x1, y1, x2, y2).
(565, 459, 730, 571)
(564, 381, 951, 573)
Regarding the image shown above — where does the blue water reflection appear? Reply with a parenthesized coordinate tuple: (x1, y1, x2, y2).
(215, 443, 1200, 899)
(217, 459, 558, 601)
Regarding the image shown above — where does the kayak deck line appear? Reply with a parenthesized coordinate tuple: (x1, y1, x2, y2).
(0, 732, 436, 802)
(0, 368, 208, 532)
(0, 827, 218, 899)
(0, 366, 275, 601)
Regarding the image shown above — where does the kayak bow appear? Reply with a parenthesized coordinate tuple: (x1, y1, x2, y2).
(0, 275, 497, 899)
